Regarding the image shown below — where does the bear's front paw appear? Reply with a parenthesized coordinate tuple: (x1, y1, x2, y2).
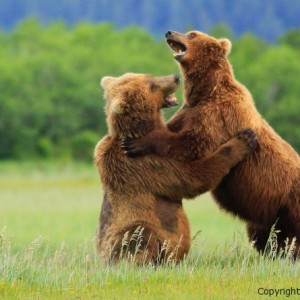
(235, 128, 258, 152)
(121, 138, 153, 157)
(220, 128, 258, 161)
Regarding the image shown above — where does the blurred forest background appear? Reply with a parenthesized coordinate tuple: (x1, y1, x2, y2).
(2, 0, 300, 42)
(0, 0, 300, 161)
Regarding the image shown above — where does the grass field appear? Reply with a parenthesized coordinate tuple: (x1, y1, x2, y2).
(1, 161, 300, 299)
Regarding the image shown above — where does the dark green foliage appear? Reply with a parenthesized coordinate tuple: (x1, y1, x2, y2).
(0, 19, 299, 160)
(71, 131, 99, 161)
(278, 29, 300, 49)
(0, 19, 177, 160)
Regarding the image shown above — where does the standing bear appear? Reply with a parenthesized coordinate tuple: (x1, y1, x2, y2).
(124, 31, 300, 256)
(94, 72, 257, 265)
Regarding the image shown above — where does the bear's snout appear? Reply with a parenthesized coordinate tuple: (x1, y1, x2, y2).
(165, 31, 173, 38)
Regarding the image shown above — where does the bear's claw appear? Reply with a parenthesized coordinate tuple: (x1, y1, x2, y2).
(235, 128, 258, 151)
(121, 139, 150, 157)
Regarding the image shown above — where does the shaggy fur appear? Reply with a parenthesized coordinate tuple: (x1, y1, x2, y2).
(94, 73, 256, 264)
(124, 31, 300, 256)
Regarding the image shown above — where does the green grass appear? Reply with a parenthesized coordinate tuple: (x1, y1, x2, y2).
(1, 161, 300, 299)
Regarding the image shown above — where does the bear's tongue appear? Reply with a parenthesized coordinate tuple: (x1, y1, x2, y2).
(164, 93, 179, 107)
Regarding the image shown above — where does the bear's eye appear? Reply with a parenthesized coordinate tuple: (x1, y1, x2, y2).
(149, 82, 158, 92)
(189, 32, 196, 39)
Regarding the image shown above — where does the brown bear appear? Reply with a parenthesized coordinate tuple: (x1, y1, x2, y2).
(123, 30, 300, 256)
(94, 72, 257, 264)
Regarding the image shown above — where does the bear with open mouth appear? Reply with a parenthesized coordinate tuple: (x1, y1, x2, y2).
(124, 30, 300, 257)
(95, 72, 257, 264)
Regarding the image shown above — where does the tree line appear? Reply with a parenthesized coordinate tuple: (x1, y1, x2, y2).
(0, 19, 299, 160)
(1, 0, 300, 42)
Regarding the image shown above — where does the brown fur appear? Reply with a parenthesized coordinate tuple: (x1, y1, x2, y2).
(125, 31, 300, 256)
(94, 73, 256, 264)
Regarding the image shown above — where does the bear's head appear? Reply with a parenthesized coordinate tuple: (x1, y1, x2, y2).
(165, 30, 234, 106)
(165, 30, 232, 76)
(100, 73, 180, 139)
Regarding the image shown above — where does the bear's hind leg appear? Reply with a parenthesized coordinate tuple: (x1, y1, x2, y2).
(247, 221, 300, 259)
(246, 223, 271, 254)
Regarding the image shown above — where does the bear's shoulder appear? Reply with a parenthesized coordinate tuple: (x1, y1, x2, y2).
(94, 135, 115, 169)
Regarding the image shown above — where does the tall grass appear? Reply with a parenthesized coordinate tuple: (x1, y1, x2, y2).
(1, 227, 300, 300)
(1, 161, 300, 299)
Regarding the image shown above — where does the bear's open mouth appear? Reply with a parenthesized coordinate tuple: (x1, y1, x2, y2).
(167, 39, 187, 60)
(163, 93, 179, 108)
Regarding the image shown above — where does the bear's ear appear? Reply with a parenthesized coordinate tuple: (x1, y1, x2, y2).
(100, 76, 115, 89)
(110, 97, 124, 114)
(218, 38, 232, 55)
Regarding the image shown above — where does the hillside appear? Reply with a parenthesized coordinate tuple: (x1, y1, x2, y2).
(1, 0, 300, 41)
